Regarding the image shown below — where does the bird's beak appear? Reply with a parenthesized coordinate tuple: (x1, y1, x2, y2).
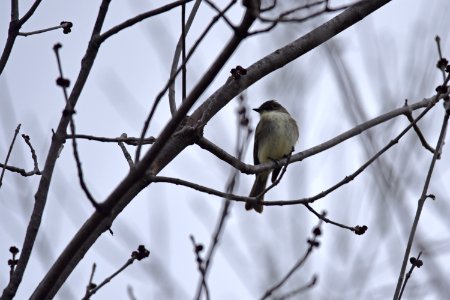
(253, 108, 260, 113)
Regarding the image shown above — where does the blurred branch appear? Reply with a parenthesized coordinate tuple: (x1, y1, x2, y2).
(274, 275, 318, 300)
(0, 124, 21, 188)
(169, 0, 202, 114)
(435, 36, 447, 82)
(260, 215, 324, 299)
(204, 0, 236, 30)
(250, 0, 359, 35)
(189, 236, 210, 300)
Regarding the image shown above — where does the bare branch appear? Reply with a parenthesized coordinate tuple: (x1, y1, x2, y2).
(189, 236, 210, 300)
(17, 22, 72, 37)
(18, 0, 43, 25)
(118, 133, 134, 168)
(398, 252, 423, 300)
(393, 98, 450, 300)
(53, 43, 100, 211)
(274, 275, 318, 300)
(0, 124, 21, 188)
(403, 100, 435, 154)
(66, 134, 156, 145)
(21, 134, 41, 175)
(82, 246, 150, 300)
(98, 0, 193, 43)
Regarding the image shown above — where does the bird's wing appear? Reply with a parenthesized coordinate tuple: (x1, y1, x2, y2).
(253, 122, 262, 165)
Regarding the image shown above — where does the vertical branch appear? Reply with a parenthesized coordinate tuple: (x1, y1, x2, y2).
(393, 105, 449, 299)
(181, 3, 187, 102)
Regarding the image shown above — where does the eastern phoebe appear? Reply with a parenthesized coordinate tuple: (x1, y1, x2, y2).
(246, 100, 299, 213)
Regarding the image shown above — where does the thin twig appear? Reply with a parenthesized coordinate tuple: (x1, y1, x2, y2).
(274, 275, 318, 300)
(403, 100, 435, 154)
(98, 0, 193, 43)
(398, 252, 423, 300)
(21, 134, 41, 174)
(0, 0, 44, 74)
(304, 204, 355, 232)
(83, 263, 96, 299)
(0, 124, 21, 188)
(259, 149, 292, 197)
(435, 36, 446, 82)
(393, 104, 449, 300)
(53, 44, 100, 210)
(17, 23, 71, 37)
(118, 134, 134, 168)
(0, 163, 40, 177)
(66, 134, 156, 145)
(169, 0, 202, 114)
(82, 246, 150, 300)
(181, 3, 187, 103)
(189, 235, 210, 300)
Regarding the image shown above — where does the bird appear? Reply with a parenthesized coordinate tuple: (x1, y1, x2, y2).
(246, 100, 299, 213)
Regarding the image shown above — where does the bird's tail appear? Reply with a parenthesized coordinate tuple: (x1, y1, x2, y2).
(246, 172, 269, 213)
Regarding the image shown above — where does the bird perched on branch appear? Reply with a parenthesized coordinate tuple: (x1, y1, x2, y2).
(246, 100, 299, 213)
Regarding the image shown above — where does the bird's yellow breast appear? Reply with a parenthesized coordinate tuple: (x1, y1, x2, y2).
(256, 111, 299, 163)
